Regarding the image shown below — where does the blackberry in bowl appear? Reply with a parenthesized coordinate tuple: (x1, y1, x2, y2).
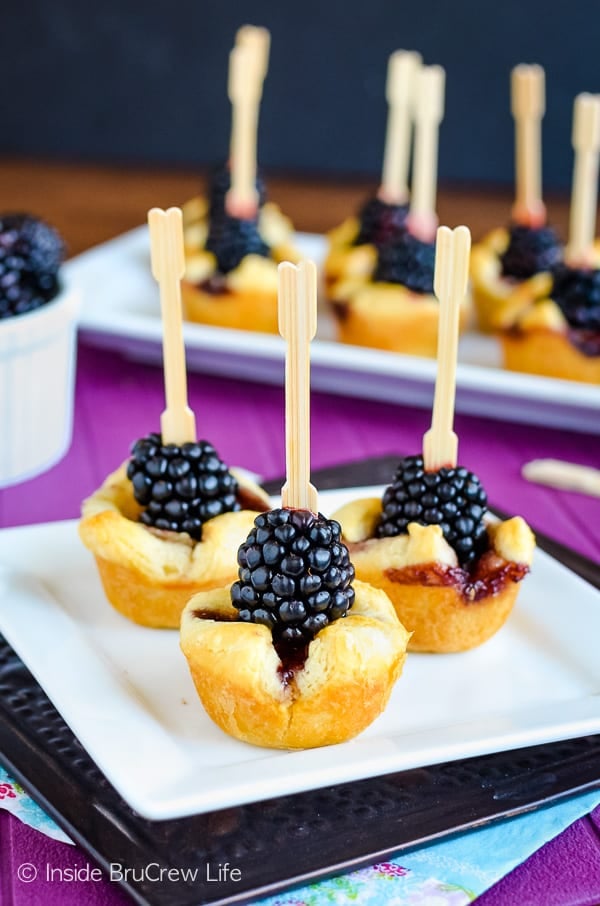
(332, 456, 535, 653)
(0, 213, 79, 488)
(79, 432, 271, 629)
(180, 506, 410, 749)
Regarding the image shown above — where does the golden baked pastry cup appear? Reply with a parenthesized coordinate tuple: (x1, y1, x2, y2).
(181, 200, 300, 333)
(331, 498, 535, 653)
(329, 280, 471, 358)
(180, 579, 410, 749)
(324, 217, 378, 288)
(79, 464, 270, 629)
(470, 228, 554, 333)
(500, 298, 600, 384)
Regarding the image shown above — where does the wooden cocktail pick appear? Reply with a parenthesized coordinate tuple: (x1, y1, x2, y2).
(565, 92, 600, 267)
(236, 24, 270, 81)
(422, 225, 471, 472)
(511, 64, 547, 228)
(406, 64, 445, 242)
(378, 50, 422, 205)
(148, 207, 197, 445)
(278, 260, 318, 513)
(226, 28, 270, 219)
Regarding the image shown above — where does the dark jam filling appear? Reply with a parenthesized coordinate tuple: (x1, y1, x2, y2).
(353, 197, 409, 248)
(567, 329, 600, 357)
(330, 299, 350, 322)
(198, 273, 231, 294)
(500, 224, 562, 280)
(373, 231, 435, 294)
(192, 609, 237, 621)
(384, 549, 529, 603)
(274, 641, 310, 687)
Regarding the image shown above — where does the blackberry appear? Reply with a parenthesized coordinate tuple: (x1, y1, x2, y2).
(353, 196, 409, 248)
(231, 508, 355, 646)
(126, 433, 240, 540)
(205, 211, 270, 274)
(207, 163, 267, 221)
(0, 213, 64, 319)
(551, 263, 600, 332)
(377, 455, 488, 567)
(373, 231, 435, 294)
(500, 224, 562, 280)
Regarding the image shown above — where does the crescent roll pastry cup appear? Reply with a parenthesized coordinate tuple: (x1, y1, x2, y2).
(79, 464, 270, 629)
(501, 298, 600, 384)
(324, 217, 378, 289)
(332, 497, 535, 653)
(470, 228, 554, 334)
(180, 579, 410, 749)
(329, 278, 471, 358)
(181, 198, 300, 333)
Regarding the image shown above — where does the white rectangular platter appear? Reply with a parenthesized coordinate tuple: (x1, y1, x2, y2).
(0, 487, 599, 821)
(66, 227, 600, 434)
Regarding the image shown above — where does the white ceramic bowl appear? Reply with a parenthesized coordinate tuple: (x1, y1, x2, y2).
(0, 283, 80, 488)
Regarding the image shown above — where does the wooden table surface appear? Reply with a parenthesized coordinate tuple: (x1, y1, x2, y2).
(0, 157, 576, 255)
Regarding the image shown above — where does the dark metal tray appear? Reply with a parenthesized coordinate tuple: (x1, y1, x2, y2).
(1, 454, 599, 905)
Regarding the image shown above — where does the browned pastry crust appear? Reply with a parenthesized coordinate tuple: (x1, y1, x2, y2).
(323, 216, 378, 288)
(329, 280, 471, 358)
(331, 497, 535, 653)
(470, 227, 554, 333)
(181, 197, 299, 333)
(79, 464, 270, 629)
(180, 579, 410, 749)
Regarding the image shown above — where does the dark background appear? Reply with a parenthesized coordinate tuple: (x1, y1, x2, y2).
(1, 1, 596, 190)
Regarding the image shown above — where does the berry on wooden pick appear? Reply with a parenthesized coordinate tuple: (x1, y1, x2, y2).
(406, 65, 445, 243)
(278, 260, 318, 513)
(511, 64, 547, 228)
(127, 209, 240, 539)
(148, 207, 196, 446)
(423, 224, 471, 472)
(226, 29, 270, 220)
(565, 93, 600, 268)
(231, 258, 355, 644)
(378, 50, 422, 206)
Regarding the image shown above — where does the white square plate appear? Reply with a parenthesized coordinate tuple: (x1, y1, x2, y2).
(66, 228, 600, 434)
(0, 486, 599, 821)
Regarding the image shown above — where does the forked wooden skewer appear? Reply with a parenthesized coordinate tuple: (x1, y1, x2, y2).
(565, 93, 600, 267)
(522, 458, 600, 498)
(235, 24, 270, 82)
(422, 225, 471, 472)
(406, 65, 445, 243)
(278, 260, 318, 513)
(226, 37, 267, 219)
(148, 207, 197, 445)
(378, 50, 421, 205)
(511, 64, 546, 228)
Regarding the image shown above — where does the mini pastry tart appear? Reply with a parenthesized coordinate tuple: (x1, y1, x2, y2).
(324, 217, 378, 289)
(180, 579, 410, 749)
(331, 497, 535, 653)
(501, 299, 600, 383)
(470, 228, 554, 333)
(181, 199, 299, 334)
(79, 465, 270, 629)
(329, 279, 471, 358)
